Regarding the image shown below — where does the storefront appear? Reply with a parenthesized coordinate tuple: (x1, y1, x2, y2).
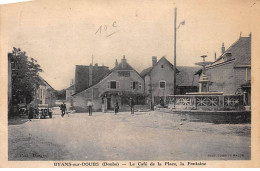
(100, 90, 147, 112)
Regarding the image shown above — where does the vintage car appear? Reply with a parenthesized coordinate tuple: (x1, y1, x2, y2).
(37, 104, 53, 119)
(18, 103, 28, 117)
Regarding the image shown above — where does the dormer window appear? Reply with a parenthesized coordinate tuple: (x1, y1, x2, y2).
(225, 52, 232, 61)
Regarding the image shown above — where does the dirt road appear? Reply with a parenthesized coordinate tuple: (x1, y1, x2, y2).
(8, 110, 250, 160)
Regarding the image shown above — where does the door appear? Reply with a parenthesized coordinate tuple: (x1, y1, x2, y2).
(107, 97, 111, 110)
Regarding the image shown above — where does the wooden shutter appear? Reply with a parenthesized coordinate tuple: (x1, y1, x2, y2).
(107, 81, 110, 89)
(138, 82, 142, 89)
(116, 81, 120, 89)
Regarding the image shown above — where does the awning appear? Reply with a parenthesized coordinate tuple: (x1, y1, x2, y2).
(100, 90, 148, 98)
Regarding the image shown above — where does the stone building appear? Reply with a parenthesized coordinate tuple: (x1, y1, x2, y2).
(140, 56, 199, 105)
(72, 56, 146, 112)
(196, 34, 251, 105)
(35, 76, 56, 107)
(75, 63, 110, 94)
(66, 84, 75, 107)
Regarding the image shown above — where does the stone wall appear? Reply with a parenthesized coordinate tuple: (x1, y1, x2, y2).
(206, 62, 235, 94)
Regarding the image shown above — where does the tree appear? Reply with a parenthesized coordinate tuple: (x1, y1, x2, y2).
(54, 89, 66, 100)
(10, 47, 43, 105)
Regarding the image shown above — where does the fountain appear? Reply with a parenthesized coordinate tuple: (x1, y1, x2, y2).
(186, 55, 223, 95)
(165, 55, 249, 124)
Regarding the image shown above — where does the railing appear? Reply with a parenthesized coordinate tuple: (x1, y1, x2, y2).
(165, 94, 244, 111)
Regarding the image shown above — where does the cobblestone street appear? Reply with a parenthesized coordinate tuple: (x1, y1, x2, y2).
(8, 109, 251, 161)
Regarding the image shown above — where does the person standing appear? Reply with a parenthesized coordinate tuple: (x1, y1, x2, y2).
(160, 97, 164, 107)
(114, 101, 119, 115)
(28, 104, 34, 120)
(130, 97, 135, 114)
(60, 102, 67, 117)
(87, 99, 94, 116)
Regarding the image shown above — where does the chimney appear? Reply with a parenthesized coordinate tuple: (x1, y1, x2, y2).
(89, 64, 93, 86)
(121, 55, 127, 69)
(94, 63, 98, 67)
(221, 43, 225, 54)
(152, 56, 157, 67)
(214, 52, 217, 61)
(115, 59, 118, 67)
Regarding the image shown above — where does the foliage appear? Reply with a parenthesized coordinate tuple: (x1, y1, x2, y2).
(54, 89, 66, 100)
(9, 47, 43, 105)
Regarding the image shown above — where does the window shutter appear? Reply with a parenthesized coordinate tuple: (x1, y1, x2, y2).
(116, 81, 120, 89)
(139, 82, 142, 89)
(107, 82, 110, 89)
(130, 81, 133, 89)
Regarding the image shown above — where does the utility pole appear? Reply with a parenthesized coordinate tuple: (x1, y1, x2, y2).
(173, 8, 177, 95)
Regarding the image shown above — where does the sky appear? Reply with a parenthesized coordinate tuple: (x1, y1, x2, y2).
(0, 0, 258, 90)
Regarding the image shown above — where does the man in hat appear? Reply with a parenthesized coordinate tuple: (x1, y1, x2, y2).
(129, 97, 135, 114)
(114, 100, 119, 115)
(60, 102, 67, 117)
(87, 99, 94, 116)
(28, 103, 34, 120)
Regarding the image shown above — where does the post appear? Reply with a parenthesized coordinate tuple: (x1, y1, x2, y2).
(174, 8, 177, 95)
(173, 8, 177, 108)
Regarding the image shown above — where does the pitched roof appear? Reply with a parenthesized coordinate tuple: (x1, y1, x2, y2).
(66, 84, 75, 90)
(140, 57, 179, 77)
(73, 58, 142, 96)
(75, 65, 110, 93)
(140, 67, 152, 77)
(176, 66, 200, 86)
(112, 61, 135, 71)
(111, 58, 143, 78)
(38, 75, 55, 90)
(212, 36, 251, 67)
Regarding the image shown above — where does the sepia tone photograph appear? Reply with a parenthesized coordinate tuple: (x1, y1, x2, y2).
(0, 0, 260, 168)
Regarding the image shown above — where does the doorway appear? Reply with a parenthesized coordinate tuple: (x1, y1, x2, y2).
(107, 97, 111, 110)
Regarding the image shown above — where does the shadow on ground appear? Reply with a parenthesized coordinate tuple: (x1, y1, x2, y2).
(8, 115, 30, 125)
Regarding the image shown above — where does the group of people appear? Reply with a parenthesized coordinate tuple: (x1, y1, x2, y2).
(59, 97, 135, 117)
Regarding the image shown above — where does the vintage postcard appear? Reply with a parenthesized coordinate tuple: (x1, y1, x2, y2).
(0, 0, 260, 168)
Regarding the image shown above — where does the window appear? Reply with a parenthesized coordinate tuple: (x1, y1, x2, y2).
(161, 65, 164, 68)
(159, 81, 166, 89)
(118, 71, 130, 77)
(131, 81, 139, 90)
(110, 81, 117, 89)
(108, 81, 119, 89)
